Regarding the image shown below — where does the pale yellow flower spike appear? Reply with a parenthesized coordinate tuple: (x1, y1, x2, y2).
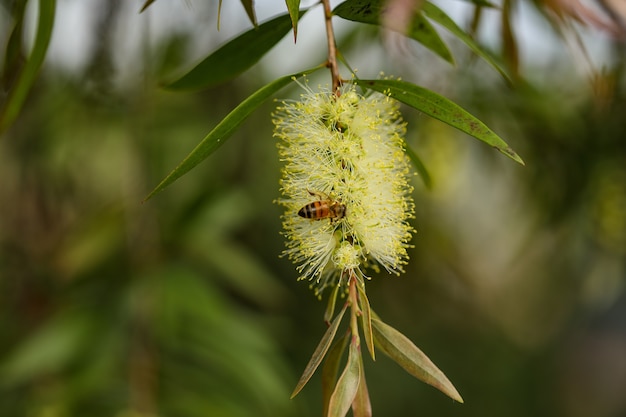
(273, 83, 415, 296)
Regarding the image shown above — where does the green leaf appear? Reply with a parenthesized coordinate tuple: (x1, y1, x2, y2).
(2, 1, 26, 88)
(218, 0, 223, 29)
(325, 283, 341, 324)
(328, 342, 361, 417)
(0, 313, 91, 386)
(322, 333, 349, 417)
(408, 14, 454, 64)
(464, 0, 498, 6)
(332, 0, 380, 24)
(0, 0, 56, 135)
(351, 354, 372, 417)
(372, 317, 464, 403)
(240, 0, 258, 27)
(145, 67, 322, 201)
(500, 0, 519, 80)
(355, 78, 524, 165)
(285, 0, 301, 41)
(405, 144, 432, 189)
(333, 0, 453, 65)
(139, 0, 157, 12)
(291, 303, 348, 399)
(356, 282, 375, 360)
(165, 11, 302, 90)
(421, 1, 511, 83)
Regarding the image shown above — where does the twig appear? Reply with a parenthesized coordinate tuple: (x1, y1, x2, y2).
(321, 0, 342, 94)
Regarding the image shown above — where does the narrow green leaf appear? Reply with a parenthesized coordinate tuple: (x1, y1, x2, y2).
(355, 79, 524, 165)
(421, 1, 511, 83)
(351, 354, 372, 417)
(324, 283, 341, 324)
(356, 282, 375, 361)
(139, 0, 157, 12)
(500, 0, 519, 80)
(145, 67, 321, 201)
(2, 1, 26, 88)
(464, 0, 498, 6)
(468, 4, 483, 40)
(333, 0, 453, 65)
(332, 0, 381, 25)
(322, 333, 349, 417)
(165, 11, 302, 90)
(0, 0, 55, 135)
(285, 0, 301, 41)
(409, 14, 454, 65)
(372, 317, 464, 403)
(291, 303, 348, 399)
(404, 145, 432, 189)
(328, 342, 361, 417)
(240, 0, 258, 27)
(218, 0, 223, 30)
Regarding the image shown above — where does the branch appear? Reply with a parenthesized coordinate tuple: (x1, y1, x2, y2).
(321, 0, 342, 94)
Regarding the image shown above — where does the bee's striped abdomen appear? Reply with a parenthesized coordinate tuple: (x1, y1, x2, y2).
(298, 201, 329, 219)
(298, 199, 345, 220)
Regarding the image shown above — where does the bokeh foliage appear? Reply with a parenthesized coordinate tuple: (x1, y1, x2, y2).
(1, 0, 626, 416)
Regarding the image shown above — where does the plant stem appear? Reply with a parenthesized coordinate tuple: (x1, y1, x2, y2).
(321, 0, 342, 94)
(348, 273, 360, 346)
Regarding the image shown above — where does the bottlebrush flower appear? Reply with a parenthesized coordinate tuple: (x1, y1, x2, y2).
(273, 82, 414, 296)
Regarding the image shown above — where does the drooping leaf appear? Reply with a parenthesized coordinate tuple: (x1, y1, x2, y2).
(333, 0, 453, 65)
(332, 0, 380, 24)
(328, 342, 361, 417)
(356, 282, 375, 360)
(291, 303, 348, 399)
(468, 4, 484, 43)
(285, 0, 301, 41)
(322, 333, 349, 417)
(355, 79, 524, 165)
(351, 354, 372, 417)
(145, 67, 322, 200)
(325, 283, 341, 324)
(461, 0, 498, 6)
(139, 0, 157, 12)
(240, 0, 258, 27)
(1, 0, 26, 88)
(500, 0, 519, 80)
(421, 1, 511, 83)
(404, 144, 432, 189)
(0, 0, 56, 135)
(165, 11, 303, 90)
(372, 317, 464, 403)
(218, 0, 223, 30)
(407, 14, 454, 64)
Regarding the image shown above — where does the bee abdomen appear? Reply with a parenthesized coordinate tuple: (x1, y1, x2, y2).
(298, 201, 324, 219)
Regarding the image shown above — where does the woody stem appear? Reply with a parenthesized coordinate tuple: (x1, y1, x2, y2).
(321, 0, 342, 94)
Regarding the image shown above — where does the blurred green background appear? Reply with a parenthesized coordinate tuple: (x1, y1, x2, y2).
(1, 1, 625, 416)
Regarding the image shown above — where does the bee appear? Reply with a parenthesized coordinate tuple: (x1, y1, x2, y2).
(298, 190, 346, 220)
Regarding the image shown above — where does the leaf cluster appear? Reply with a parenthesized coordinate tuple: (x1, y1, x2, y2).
(291, 280, 462, 417)
(139, 0, 523, 200)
